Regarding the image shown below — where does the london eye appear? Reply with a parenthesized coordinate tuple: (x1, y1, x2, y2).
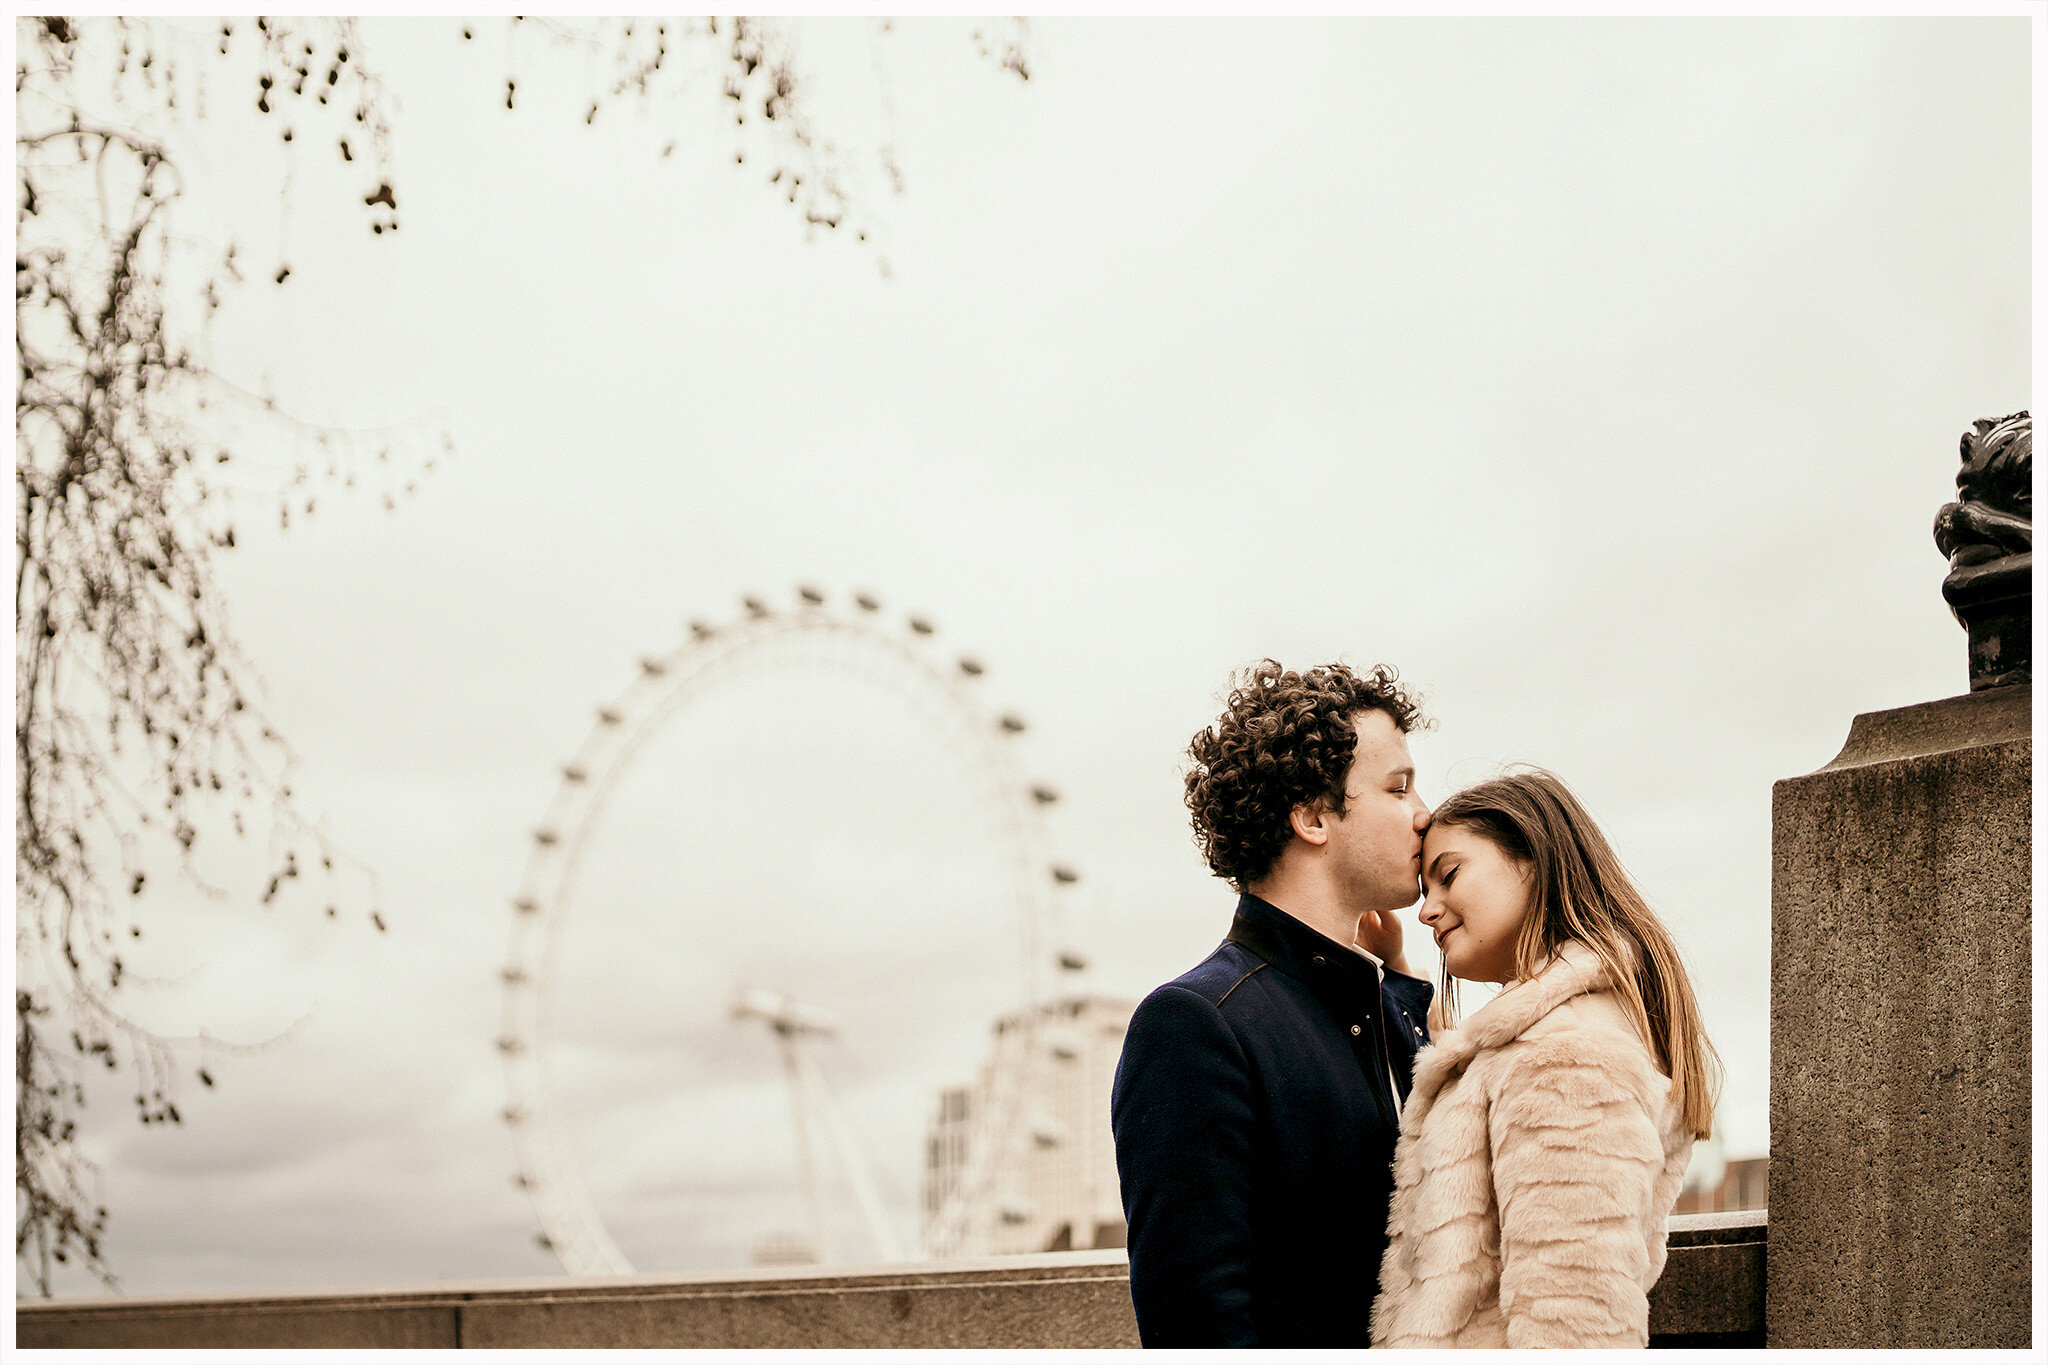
(496, 586, 1082, 1274)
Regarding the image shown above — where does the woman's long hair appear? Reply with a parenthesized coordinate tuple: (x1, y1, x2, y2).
(1430, 769, 1721, 1140)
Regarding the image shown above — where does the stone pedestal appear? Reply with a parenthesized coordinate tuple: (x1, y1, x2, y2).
(1766, 684, 2030, 1348)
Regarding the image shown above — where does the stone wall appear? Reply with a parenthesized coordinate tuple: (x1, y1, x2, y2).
(17, 1212, 1762, 1349)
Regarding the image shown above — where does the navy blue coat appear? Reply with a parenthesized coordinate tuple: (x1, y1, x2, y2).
(1110, 893, 1433, 1348)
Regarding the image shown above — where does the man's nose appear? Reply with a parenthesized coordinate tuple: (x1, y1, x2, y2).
(1411, 797, 1432, 832)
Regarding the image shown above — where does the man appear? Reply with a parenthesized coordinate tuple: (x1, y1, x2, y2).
(1111, 660, 1434, 1347)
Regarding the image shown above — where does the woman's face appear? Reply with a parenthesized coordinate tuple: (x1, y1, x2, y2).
(1418, 822, 1534, 984)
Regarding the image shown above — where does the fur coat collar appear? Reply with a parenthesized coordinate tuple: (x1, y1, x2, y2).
(1410, 940, 1619, 1106)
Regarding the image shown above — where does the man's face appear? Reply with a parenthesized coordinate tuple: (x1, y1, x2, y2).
(1320, 709, 1432, 913)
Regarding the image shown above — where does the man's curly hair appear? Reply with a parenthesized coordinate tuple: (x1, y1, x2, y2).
(1184, 660, 1427, 890)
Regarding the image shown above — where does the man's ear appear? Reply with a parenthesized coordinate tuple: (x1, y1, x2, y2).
(1290, 800, 1331, 847)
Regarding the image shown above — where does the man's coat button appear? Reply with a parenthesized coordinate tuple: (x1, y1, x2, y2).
(1350, 1024, 1362, 1036)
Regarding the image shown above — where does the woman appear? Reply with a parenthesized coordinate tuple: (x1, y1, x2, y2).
(1371, 770, 1720, 1348)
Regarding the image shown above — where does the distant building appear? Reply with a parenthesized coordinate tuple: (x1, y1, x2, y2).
(924, 994, 1133, 1258)
(1675, 1155, 1768, 1215)
(749, 1231, 816, 1267)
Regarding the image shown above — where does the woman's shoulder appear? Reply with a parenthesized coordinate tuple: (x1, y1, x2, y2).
(1478, 991, 1664, 1093)
(1521, 987, 1643, 1047)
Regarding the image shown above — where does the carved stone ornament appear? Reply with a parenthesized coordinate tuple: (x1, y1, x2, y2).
(1933, 410, 2030, 690)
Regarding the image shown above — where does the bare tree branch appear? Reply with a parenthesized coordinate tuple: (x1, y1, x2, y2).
(16, 13, 1031, 1294)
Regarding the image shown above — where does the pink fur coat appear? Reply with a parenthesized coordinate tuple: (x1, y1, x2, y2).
(1371, 942, 1693, 1348)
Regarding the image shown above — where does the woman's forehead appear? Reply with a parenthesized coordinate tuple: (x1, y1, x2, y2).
(1423, 822, 1485, 855)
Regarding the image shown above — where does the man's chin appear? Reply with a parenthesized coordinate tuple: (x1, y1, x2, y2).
(1356, 878, 1422, 916)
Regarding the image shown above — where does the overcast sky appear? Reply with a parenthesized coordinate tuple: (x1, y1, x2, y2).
(23, 14, 2033, 1298)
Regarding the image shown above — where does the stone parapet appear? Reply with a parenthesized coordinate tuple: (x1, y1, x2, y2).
(1647, 1209, 1768, 1346)
(16, 1214, 1761, 1349)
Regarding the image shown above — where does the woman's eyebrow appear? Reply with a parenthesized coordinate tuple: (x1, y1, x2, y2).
(1426, 850, 1451, 881)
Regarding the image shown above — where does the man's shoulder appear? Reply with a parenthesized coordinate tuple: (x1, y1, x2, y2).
(1125, 940, 1318, 1051)
(1115, 942, 1285, 1093)
(1140, 940, 1271, 1011)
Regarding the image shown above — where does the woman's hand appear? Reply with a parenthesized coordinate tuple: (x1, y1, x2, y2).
(1357, 907, 1412, 978)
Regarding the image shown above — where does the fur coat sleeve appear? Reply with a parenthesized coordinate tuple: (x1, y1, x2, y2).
(1487, 1029, 1670, 1347)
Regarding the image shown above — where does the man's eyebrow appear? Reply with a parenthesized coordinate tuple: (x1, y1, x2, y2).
(1387, 765, 1415, 783)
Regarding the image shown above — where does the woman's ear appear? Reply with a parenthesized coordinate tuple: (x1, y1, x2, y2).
(1290, 800, 1331, 846)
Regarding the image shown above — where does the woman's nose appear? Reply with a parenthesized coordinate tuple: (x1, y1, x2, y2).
(1417, 897, 1441, 925)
